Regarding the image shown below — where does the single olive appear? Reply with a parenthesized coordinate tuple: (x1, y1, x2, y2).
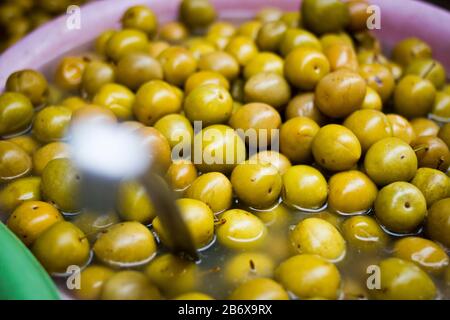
(255, 7, 283, 23)
(121, 5, 158, 37)
(291, 218, 346, 261)
(105, 29, 149, 62)
(100, 270, 161, 300)
(165, 159, 197, 192)
(41, 158, 81, 213)
(184, 71, 229, 95)
(116, 53, 163, 91)
(225, 36, 259, 66)
(231, 162, 282, 209)
(412, 136, 450, 172)
(393, 75, 436, 119)
(0, 141, 32, 182)
(405, 58, 446, 89)
(364, 137, 418, 186)
(216, 209, 268, 250)
(187, 38, 216, 62)
(153, 198, 215, 249)
(7, 135, 40, 156)
(347, 0, 371, 32)
(185, 172, 232, 214)
(285, 93, 327, 125)
(61, 96, 87, 111)
(312, 124, 362, 172)
(148, 40, 170, 58)
(205, 33, 230, 51)
(392, 37, 432, 67)
(256, 21, 287, 52)
(394, 237, 449, 275)
(374, 182, 427, 234)
(315, 69, 366, 118)
(431, 91, 450, 120)
(237, 20, 262, 40)
(32, 106, 72, 142)
(0, 177, 41, 215)
(249, 203, 291, 229)
(275, 254, 341, 300)
(32, 142, 70, 175)
(343, 109, 393, 152)
(282, 165, 328, 210)
(280, 116, 320, 163)
(329, 170, 378, 214)
(74, 265, 115, 300)
(7, 200, 62, 246)
(207, 21, 236, 37)
(324, 43, 358, 72)
(94, 221, 157, 267)
(371, 258, 436, 300)
(133, 80, 182, 126)
(224, 252, 275, 286)
(32, 221, 90, 274)
(154, 114, 193, 151)
(426, 198, 450, 248)
(229, 102, 281, 146)
(320, 32, 354, 51)
(72, 210, 120, 244)
(175, 292, 214, 300)
(116, 180, 155, 224)
(54, 56, 88, 91)
(93, 83, 135, 120)
(279, 28, 321, 57)
(243, 52, 284, 79)
(285, 48, 329, 90)
(301, 0, 350, 35)
(184, 84, 233, 126)
(179, 0, 216, 30)
(244, 72, 291, 109)
(0, 92, 34, 137)
(192, 124, 246, 174)
(70, 105, 117, 127)
(387, 114, 416, 145)
(158, 46, 197, 86)
(198, 51, 239, 81)
(6, 69, 48, 106)
(411, 168, 449, 207)
(145, 253, 198, 297)
(229, 278, 289, 300)
(342, 216, 388, 252)
(281, 11, 301, 28)
(95, 29, 116, 56)
(438, 123, 450, 148)
(137, 127, 172, 173)
(359, 63, 395, 103)
(80, 60, 116, 97)
(230, 78, 245, 103)
(248, 151, 292, 175)
(159, 22, 189, 44)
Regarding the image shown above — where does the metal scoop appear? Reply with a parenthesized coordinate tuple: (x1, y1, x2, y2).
(70, 119, 199, 261)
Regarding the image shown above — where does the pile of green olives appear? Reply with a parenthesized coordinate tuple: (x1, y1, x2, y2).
(1, 0, 449, 300)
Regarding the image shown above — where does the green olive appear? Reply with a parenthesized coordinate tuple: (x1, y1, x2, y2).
(291, 218, 346, 261)
(137, 127, 172, 173)
(95, 29, 116, 56)
(145, 253, 198, 297)
(208, 21, 236, 37)
(405, 58, 446, 89)
(158, 46, 198, 86)
(225, 36, 259, 66)
(281, 11, 301, 28)
(184, 71, 229, 95)
(54, 56, 88, 91)
(121, 5, 158, 37)
(81, 61, 116, 97)
(411, 168, 449, 207)
(342, 216, 388, 252)
(371, 258, 436, 300)
(224, 252, 275, 286)
(0, 92, 34, 137)
(40, 158, 81, 213)
(394, 237, 449, 275)
(431, 91, 450, 120)
(32, 142, 70, 175)
(198, 51, 239, 81)
(216, 209, 267, 250)
(93, 221, 157, 267)
(426, 198, 450, 248)
(179, 0, 216, 30)
(7, 200, 62, 246)
(6, 69, 48, 106)
(328, 170, 378, 214)
(160, 22, 189, 44)
(116, 180, 155, 224)
(74, 265, 115, 300)
(185, 172, 232, 214)
(32, 221, 90, 274)
(93, 83, 135, 120)
(279, 28, 321, 57)
(7, 135, 40, 156)
(116, 53, 163, 91)
(285, 93, 327, 125)
(387, 114, 416, 145)
(343, 109, 393, 152)
(315, 69, 366, 118)
(255, 7, 283, 23)
(275, 254, 341, 299)
(32, 106, 72, 142)
(374, 182, 427, 234)
(184, 84, 233, 126)
(153, 198, 214, 249)
(256, 21, 287, 52)
(412, 136, 450, 172)
(0, 141, 32, 182)
(282, 165, 328, 210)
(364, 137, 418, 186)
(301, 0, 350, 35)
(165, 160, 198, 192)
(392, 37, 432, 67)
(175, 292, 214, 300)
(361, 87, 382, 111)
(133, 80, 181, 126)
(438, 123, 450, 148)
(237, 20, 262, 41)
(186, 38, 216, 61)
(248, 151, 292, 175)
(324, 43, 359, 72)
(228, 278, 289, 300)
(347, 0, 371, 32)
(280, 117, 320, 163)
(393, 75, 436, 118)
(100, 270, 161, 300)
(154, 114, 193, 150)
(0, 176, 41, 215)
(105, 29, 149, 62)
(312, 124, 362, 172)
(243, 52, 284, 79)
(244, 72, 291, 109)
(72, 210, 120, 244)
(359, 63, 395, 103)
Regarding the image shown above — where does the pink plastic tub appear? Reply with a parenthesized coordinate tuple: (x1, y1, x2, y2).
(0, 0, 449, 91)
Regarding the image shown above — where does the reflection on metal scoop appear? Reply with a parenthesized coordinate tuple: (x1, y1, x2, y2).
(70, 119, 198, 261)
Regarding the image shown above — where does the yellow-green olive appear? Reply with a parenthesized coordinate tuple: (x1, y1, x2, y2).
(160, 21, 189, 43)
(0, 141, 32, 183)
(387, 114, 416, 145)
(175, 292, 214, 300)
(74, 265, 115, 300)
(32, 142, 70, 176)
(158, 46, 198, 86)
(116, 180, 155, 224)
(0, 176, 41, 215)
(184, 71, 229, 95)
(165, 159, 197, 192)
(32, 106, 72, 142)
(411, 168, 449, 207)
(225, 36, 259, 66)
(244, 72, 291, 109)
(248, 150, 292, 175)
(410, 118, 440, 138)
(359, 63, 395, 103)
(228, 278, 289, 300)
(7, 135, 40, 156)
(93, 83, 135, 120)
(426, 198, 450, 248)
(243, 52, 284, 79)
(54, 56, 88, 91)
(121, 5, 158, 37)
(224, 252, 275, 286)
(280, 117, 320, 163)
(0, 92, 34, 137)
(100, 270, 161, 300)
(342, 215, 388, 252)
(279, 28, 321, 57)
(105, 29, 149, 62)
(361, 86, 383, 111)
(237, 20, 262, 40)
(431, 91, 450, 120)
(392, 37, 432, 67)
(405, 58, 446, 89)
(198, 51, 239, 81)
(412, 136, 450, 172)
(116, 53, 163, 91)
(6, 69, 48, 106)
(285, 93, 328, 125)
